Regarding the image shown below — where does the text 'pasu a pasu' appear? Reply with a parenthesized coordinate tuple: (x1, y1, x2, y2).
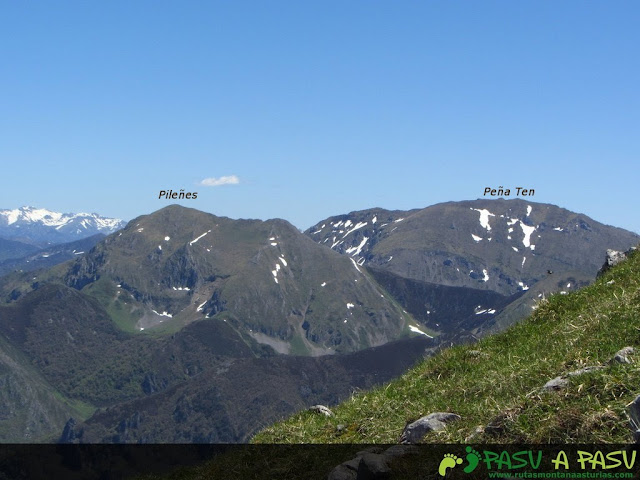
(159, 190, 198, 199)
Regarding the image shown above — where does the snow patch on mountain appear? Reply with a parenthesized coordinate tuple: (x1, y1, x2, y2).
(350, 258, 362, 273)
(520, 222, 536, 248)
(471, 208, 495, 231)
(189, 230, 210, 245)
(345, 237, 368, 256)
(271, 263, 281, 283)
(343, 221, 367, 238)
(409, 325, 433, 337)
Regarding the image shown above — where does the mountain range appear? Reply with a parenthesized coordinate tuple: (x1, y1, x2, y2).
(0, 199, 637, 443)
(0, 206, 125, 246)
(0, 206, 125, 279)
(305, 199, 634, 295)
(305, 199, 639, 337)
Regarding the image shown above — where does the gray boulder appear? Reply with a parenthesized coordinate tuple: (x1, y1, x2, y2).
(613, 347, 635, 364)
(567, 366, 605, 377)
(399, 412, 461, 444)
(309, 405, 334, 417)
(597, 248, 635, 277)
(542, 377, 569, 391)
(543, 366, 605, 392)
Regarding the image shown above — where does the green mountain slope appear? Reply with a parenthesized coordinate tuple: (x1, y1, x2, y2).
(0, 234, 105, 277)
(253, 247, 640, 444)
(0, 332, 93, 442)
(2, 205, 416, 355)
(67, 336, 431, 443)
(0, 237, 40, 263)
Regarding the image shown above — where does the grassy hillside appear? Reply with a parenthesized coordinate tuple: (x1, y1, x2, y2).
(253, 247, 640, 444)
(0, 332, 94, 442)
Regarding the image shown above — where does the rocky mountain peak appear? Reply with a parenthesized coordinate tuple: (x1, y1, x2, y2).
(305, 199, 640, 297)
(0, 206, 125, 245)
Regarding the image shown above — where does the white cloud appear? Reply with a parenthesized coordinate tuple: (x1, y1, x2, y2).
(199, 175, 240, 187)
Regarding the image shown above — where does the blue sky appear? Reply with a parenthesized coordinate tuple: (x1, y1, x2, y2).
(2, 1, 638, 233)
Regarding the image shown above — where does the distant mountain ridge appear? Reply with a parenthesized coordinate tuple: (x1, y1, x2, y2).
(305, 199, 639, 296)
(0, 234, 106, 277)
(304, 199, 639, 338)
(0, 237, 40, 263)
(0, 206, 125, 245)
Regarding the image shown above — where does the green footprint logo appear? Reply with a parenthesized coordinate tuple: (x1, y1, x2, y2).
(438, 453, 463, 476)
(464, 446, 481, 473)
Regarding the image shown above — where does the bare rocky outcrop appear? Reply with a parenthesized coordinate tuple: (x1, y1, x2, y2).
(612, 347, 634, 364)
(542, 346, 636, 394)
(542, 376, 570, 391)
(325, 412, 459, 478)
(399, 412, 461, 444)
(542, 366, 605, 392)
(309, 405, 334, 417)
(597, 247, 637, 277)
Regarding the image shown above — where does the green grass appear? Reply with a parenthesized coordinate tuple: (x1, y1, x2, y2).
(288, 332, 311, 356)
(252, 248, 640, 444)
(82, 278, 142, 333)
(51, 390, 96, 420)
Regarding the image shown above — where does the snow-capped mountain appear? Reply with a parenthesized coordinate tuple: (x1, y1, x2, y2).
(0, 206, 126, 245)
(305, 199, 640, 297)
